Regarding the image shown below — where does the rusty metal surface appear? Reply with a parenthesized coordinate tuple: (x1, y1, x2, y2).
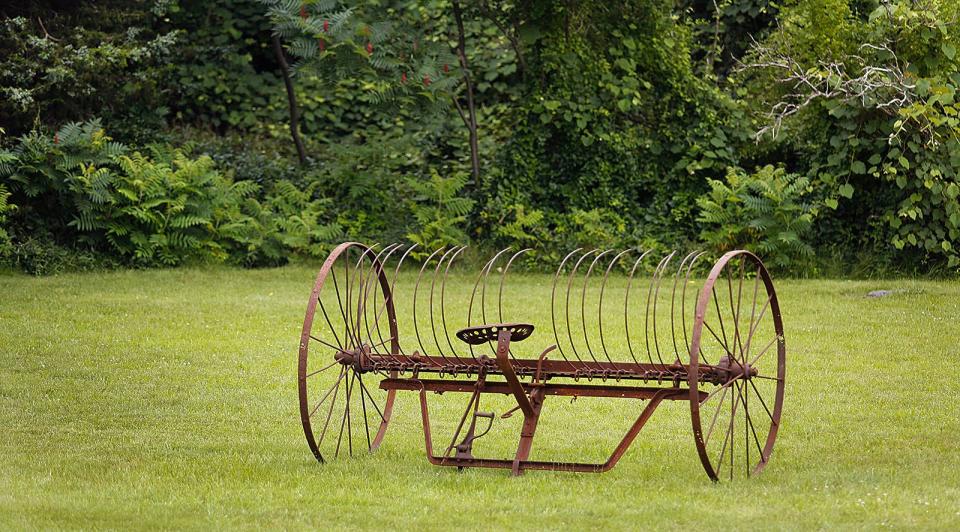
(297, 242, 787, 480)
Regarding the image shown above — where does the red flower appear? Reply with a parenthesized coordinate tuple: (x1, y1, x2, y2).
(299, 5, 307, 19)
(318, 39, 325, 52)
(323, 19, 329, 32)
(366, 42, 373, 54)
(443, 64, 450, 73)
(423, 75, 431, 86)
(401, 72, 407, 83)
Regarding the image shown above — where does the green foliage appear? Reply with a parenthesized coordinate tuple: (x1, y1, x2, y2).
(0, 12, 178, 139)
(697, 165, 816, 270)
(0, 120, 345, 270)
(482, 0, 749, 253)
(0, 181, 14, 260)
(406, 169, 474, 257)
(4, 1, 960, 275)
(263, 0, 460, 110)
(233, 179, 343, 266)
(743, 0, 960, 269)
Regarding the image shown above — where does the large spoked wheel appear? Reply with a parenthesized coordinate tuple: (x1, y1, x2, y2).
(298, 242, 399, 463)
(688, 250, 785, 481)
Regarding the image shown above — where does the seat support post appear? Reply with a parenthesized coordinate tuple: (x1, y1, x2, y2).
(493, 328, 546, 476)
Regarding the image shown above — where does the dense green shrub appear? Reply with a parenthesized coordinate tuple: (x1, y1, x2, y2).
(481, 0, 750, 254)
(2, 1, 959, 275)
(742, 0, 960, 269)
(0, 120, 474, 271)
(697, 165, 816, 270)
(0, 11, 178, 140)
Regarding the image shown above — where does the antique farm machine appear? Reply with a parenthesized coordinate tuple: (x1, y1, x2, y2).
(297, 243, 785, 480)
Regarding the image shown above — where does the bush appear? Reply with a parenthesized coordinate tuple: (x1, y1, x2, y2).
(0, 120, 356, 271)
(405, 169, 474, 257)
(0, 182, 14, 260)
(697, 165, 816, 271)
(741, 0, 960, 270)
(0, 13, 178, 140)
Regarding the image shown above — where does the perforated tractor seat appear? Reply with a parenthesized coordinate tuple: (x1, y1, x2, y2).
(455, 323, 534, 345)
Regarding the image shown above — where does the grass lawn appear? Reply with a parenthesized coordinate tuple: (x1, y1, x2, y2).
(1, 264, 958, 530)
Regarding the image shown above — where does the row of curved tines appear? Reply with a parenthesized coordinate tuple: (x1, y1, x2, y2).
(346, 243, 709, 378)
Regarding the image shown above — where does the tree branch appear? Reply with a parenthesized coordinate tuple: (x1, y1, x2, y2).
(478, 1, 527, 78)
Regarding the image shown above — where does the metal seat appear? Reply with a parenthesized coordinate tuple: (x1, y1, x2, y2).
(455, 323, 534, 345)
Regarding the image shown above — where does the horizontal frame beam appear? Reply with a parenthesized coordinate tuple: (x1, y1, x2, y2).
(381, 378, 701, 401)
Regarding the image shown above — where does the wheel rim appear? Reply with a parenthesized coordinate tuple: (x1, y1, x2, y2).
(689, 250, 786, 481)
(298, 242, 400, 463)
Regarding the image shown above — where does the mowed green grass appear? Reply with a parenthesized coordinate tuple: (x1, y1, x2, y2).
(1, 265, 958, 530)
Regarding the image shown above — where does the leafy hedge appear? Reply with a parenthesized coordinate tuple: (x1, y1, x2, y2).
(2, 1, 960, 275)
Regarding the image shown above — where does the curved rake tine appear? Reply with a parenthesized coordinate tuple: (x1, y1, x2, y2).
(367, 243, 404, 357)
(361, 243, 401, 349)
(479, 247, 513, 357)
(466, 248, 511, 361)
(682, 251, 709, 363)
(646, 251, 677, 370)
(598, 249, 633, 365)
(440, 245, 468, 358)
(351, 243, 380, 348)
(374, 243, 418, 357)
(413, 247, 447, 365)
(566, 249, 600, 370)
(581, 249, 615, 367)
(625, 249, 655, 366)
(331, 250, 360, 349)
(498, 248, 532, 361)
(669, 251, 699, 363)
(551, 249, 584, 372)
(429, 245, 464, 364)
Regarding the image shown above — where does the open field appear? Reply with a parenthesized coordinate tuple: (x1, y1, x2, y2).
(1, 266, 959, 530)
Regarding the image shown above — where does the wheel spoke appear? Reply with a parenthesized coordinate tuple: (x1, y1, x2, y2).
(741, 386, 766, 463)
(358, 373, 372, 451)
(357, 374, 386, 423)
(744, 266, 761, 362)
(704, 382, 731, 447)
(748, 378, 777, 425)
(727, 260, 745, 364)
(742, 294, 772, 361)
(310, 334, 342, 353)
(703, 320, 736, 359)
(305, 359, 339, 379)
(317, 367, 344, 445)
(748, 335, 779, 367)
(715, 379, 744, 478)
(752, 374, 782, 382)
(701, 375, 738, 405)
(743, 378, 749, 476)
(335, 370, 356, 458)
(317, 299, 344, 350)
(712, 286, 730, 356)
(309, 367, 345, 418)
(368, 335, 396, 353)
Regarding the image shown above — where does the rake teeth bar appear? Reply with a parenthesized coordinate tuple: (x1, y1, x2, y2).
(300, 242, 786, 481)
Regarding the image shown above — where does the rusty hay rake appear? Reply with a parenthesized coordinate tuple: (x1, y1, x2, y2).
(297, 243, 786, 480)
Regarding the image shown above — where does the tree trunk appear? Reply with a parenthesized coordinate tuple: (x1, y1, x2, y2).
(272, 35, 308, 165)
(452, 0, 481, 184)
